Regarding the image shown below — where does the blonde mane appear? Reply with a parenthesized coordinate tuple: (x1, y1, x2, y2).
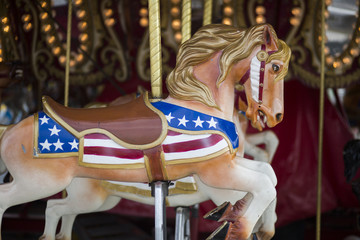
(166, 23, 288, 108)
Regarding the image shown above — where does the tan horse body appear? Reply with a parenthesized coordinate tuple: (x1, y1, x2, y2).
(0, 24, 290, 240)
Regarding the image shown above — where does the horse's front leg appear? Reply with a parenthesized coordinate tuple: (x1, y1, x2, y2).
(197, 155, 277, 240)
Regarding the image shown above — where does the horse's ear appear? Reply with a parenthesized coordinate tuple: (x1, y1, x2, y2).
(263, 25, 278, 51)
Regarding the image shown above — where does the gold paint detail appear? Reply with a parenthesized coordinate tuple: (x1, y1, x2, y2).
(144, 155, 153, 182)
(101, 180, 152, 197)
(42, 93, 168, 150)
(256, 50, 268, 61)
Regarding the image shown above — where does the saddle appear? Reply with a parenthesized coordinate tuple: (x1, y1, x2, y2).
(42, 93, 164, 146)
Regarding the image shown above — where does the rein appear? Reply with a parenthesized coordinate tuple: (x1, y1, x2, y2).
(239, 44, 276, 104)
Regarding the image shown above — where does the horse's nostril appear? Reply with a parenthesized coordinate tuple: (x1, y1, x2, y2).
(276, 113, 283, 122)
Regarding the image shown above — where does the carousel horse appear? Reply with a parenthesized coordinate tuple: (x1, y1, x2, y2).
(39, 98, 280, 240)
(0, 23, 291, 240)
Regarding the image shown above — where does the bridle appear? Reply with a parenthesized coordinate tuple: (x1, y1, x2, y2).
(239, 44, 276, 105)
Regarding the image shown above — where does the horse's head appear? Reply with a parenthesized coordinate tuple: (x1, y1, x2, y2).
(235, 25, 291, 131)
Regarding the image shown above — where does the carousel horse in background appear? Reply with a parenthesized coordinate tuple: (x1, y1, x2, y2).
(0, 23, 291, 240)
(39, 97, 280, 240)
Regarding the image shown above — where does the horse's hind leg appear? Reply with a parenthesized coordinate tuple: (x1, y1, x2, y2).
(41, 178, 120, 240)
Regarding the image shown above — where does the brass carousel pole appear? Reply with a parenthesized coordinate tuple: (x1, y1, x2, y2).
(148, 0, 162, 99)
(148, 1, 167, 239)
(64, 0, 72, 107)
(181, 0, 191, 43)
(62, 0, 72, 199)
(202, 0, 212, 26)
(316, 0, 326, 239)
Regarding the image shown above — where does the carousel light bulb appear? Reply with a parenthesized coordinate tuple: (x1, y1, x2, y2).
(255, 6, 266, 15)
(174, 31, 182, 42)
(22, 14, 31, 22)
(74, 0, 82, 6)
(52, 46, 61, 56)
(47, 35, 55, 45)
(77, 10, 86, 19)
(342, 56, 351, 65)
(76, 53, 84, 62)
(105, 18, 115, 27)
(291, 7, 301, 16)
(223, 6, 234, 16)
(350, 47, 359, 56)
(78, 21, 87, 30)
(70, 59, 75, 67)
(324, 10, 329, 18)
(139, 8, 148, 17)
(324, 46, 330, 54)
(223, 0, 232, 4)
(3, 25, 10, 33)
(104, 9, 113, 17)
(256, 15, 266, 24)
(41, 1, 47, 8)
(325, 0, 332, 5)
(0, 49, 2, 54)
(171, 0, 180, 4)
(222, 17, 232, 25)
(43, 24, 51, 32)
(79, 33, 88, 42)
(290, 17, 300, 26)
(24, 22, 33, 31)
(1, 17, 8, 24)
(40, 12, 48, 20)
(326, 56, 334, 65)
(356, 37, 360, 44)
(140, 17, 148, 27)
(59, 55, 66, 64)
(0, 57, 2, 62)
(172, 19, 181, 30)
(170, 7, 180, 17)
(333, 60, 341, 68)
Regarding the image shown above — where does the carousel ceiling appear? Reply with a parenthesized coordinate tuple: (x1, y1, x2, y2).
(0, 0, 359, 90)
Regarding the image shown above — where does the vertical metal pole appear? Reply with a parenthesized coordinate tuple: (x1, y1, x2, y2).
(316, 0, 326, 239)
(152, 181, 168, 240)
(175, 207, 190, 240)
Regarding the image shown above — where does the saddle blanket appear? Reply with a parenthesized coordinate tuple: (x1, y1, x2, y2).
(34, 111, 229, 166)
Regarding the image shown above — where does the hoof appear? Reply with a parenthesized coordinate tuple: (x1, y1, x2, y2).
(204, 202, 231, 221)
(206, 221, 229, 240)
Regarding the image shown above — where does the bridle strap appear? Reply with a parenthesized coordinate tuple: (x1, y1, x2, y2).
(240, 44, 276, 104)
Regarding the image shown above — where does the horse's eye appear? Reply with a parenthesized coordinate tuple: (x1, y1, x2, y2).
(272, 64, 280, 72)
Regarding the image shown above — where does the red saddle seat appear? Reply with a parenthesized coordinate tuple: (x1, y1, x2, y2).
(42, 94, 163, 146)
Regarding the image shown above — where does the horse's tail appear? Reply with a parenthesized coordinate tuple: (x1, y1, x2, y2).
(0, 125, 10, 174)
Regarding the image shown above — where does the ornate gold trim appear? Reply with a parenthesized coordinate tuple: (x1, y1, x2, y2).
(144, 155, 153, 182)
(101, 180, 152, 197)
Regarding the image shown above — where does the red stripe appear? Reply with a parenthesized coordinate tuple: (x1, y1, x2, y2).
(167, 130, 182, 136)
(162, 134, 224, 153)
(84, 146, 143, 159)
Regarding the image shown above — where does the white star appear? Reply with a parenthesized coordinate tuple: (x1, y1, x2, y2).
(165, 112, 175, 123)
(53, 139, 64, 151)
(68, 139, 79, 150)
(178, 115, 189, 127)
(40, 139, 52, 151)
(39, 115, 50, 125)
(193, 116, 204, 128)
(207, 117, 218, 128)
(48, 125, 61, 136)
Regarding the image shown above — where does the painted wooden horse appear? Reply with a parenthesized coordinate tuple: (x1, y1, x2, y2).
(39, 99, 280, 240)
(0, 23, 291, 240)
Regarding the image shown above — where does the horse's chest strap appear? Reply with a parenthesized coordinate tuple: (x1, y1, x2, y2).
(144, 145, 167, 182)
